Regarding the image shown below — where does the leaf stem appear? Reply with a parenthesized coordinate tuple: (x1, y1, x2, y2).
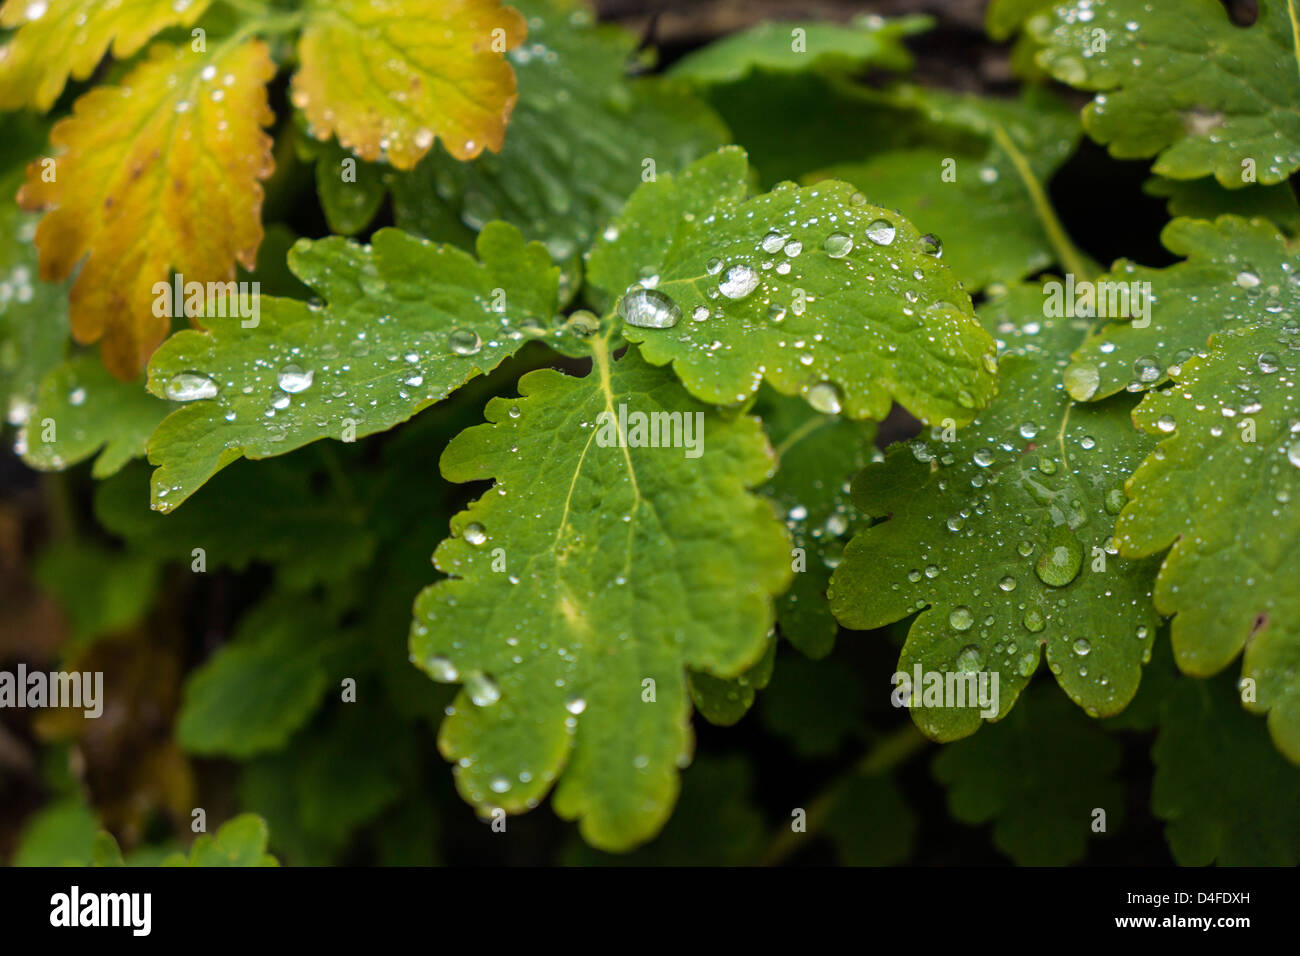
(991, 123, 1097, 281)
(757, 721, 929, 866)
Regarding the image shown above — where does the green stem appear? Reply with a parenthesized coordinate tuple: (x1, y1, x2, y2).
(991, 123, 1097, 280)
(757, 722, 929, 866)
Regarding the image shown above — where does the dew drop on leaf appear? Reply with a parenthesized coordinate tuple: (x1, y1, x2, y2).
(619, 288, 681, 328)
(165, 372, 218, 402)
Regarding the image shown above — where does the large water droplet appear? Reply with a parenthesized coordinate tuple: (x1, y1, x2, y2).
(619, 288, 681, 328)
(917, 234, 943, 257)
(949, 606, 974, 631)
(865, 219, 896, 246)
(463, 522, 487, 545)
(807, 381, 843, 414)
(449, 328, 483, 355)
(824, 233, 853, 258)
(1034, 526, 1083, 587)
(465, 670, 500, 707)
(165, 372, 217, 402)
(276, 364, 314, 394)
(719, 264, 760, 300)
(426, 655, 458, 682)
(1064, 363, 1100, 401)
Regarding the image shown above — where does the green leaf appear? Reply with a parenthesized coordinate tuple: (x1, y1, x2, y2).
(410, 342, 792, 850)
(33, 540, 159, 647)
(813, 86, 1084, 290)
(587, 148, 998, 425)
(96, 458, 375, 590)
(240, 703, 417, 863)
(669, 15, 929, 85)
(756, 388, 875, 657)
(176, 596, 338, 758)
(1145, 176, 1300, 236)
(1066, 217, 1297, 401)
(561, 754, 765, 865)
(91, 831, 126, 867)
(1115, 324, 1300, 762)
(821, 772, 916, 865)
(162, 813, 279, 867)
(12, 797, 98, 866)
(933, 681, 1124, 865)
(308, 137, 389, 237)
(1152, 668, 1300, 865)
(20, 354, 169, 478)
(144, 222, 560, 511)
(688, 633, 776, 727)
(1, 124, 70, 422)
(829, 284, 1161, 740)
(389, 0, 728, 272)
(1031, 0, 1300, 185)
(757, 651, 866, 758)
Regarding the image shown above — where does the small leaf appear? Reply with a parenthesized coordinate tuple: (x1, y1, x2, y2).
(0, 0, 212, 110)
(1031, 0, 1300, 185)
(19, 39, 276, 379)
(1145, 176, 1300, 236)
(933, 681, 1124, 865)
(163, 813, 278, 866)
(587, 147, 998, 424)
(176, 596, 338, 758)
(756, 388, 875, 657)
(20, 354, 169, 477)
(144, 222, 559, 511)
(1151, 667, 1300, 865)
(688, 633, 776, 727)
(830, 284, 1161, 739)
(669, 14, 929, 85)
(410, 342, 791, 851)
(292, 0, 526, 168)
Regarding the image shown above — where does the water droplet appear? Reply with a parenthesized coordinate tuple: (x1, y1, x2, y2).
(463, 522, 487, 545)
(619, 288, 681, 329)
(1133, 354, 1162, 383)
(949, 606, 974, 631)
(864, 219, 896, 246)
(276, 363, 314, 393)
(450, 328, 483, 355)
(426, 655, 458, 682)
(565, 696, 587, 715)
(1034, 526, 1083, 587)
(1258, 352, 1280, 373)
(691, 305, 710, 322)
(1104, 487, 1126, 514)
(705, 257, 724, 276)
(1073, 638, 1091, 656)
(806, 382, 842, 414)
(824, 233, 853, 258)
(1288, 439, 1300, 468)
(1236, 269, 1261, 289)
(465, 671, 500, 707)
(1156, 414, 1176, 433)
(973, 448, 994, 467)
(165, 372, 217, 402)
(998, 575, 1017, 592)
(761, 231, 786, 254)
(955, 644, 982, 671)
(719, 264, 760, 300)
(1064, 363, 1099, 401)
(1022, 608, 1045, 632)
(917, 234, 943, 257)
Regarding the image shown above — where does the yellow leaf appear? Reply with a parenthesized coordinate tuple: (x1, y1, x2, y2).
(292, 0, 526, 169)
(19, 39, 275, 380)
(0, 0, 212, 111)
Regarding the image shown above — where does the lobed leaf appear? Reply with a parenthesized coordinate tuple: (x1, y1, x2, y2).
(1116, 325, 1300, 762)
(0, 0, 212, 110)
(410, 343, 791, 850)
(292, 0, 526, 168)
(668, 14, 929, 85)
(144, 222, 559, 511)
(587, 147, 998, 424)
(19, 38, 275, 379)
(829, 284, 1161, 740)
(1031, 0, 1300, 185)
